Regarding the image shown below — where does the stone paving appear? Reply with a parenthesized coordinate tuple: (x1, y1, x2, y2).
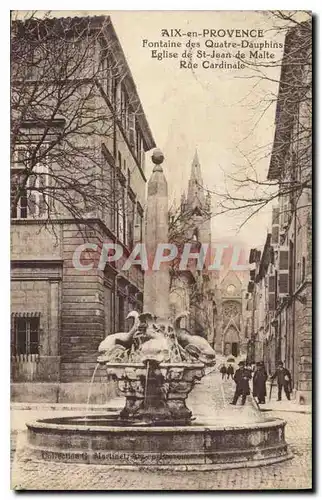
(11, 372, 312, 491)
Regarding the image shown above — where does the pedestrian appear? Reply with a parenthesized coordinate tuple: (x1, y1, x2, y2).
(220, 364, 227, 380)
(271, 361, 292, 401)
(227, 363, 234, 380)
(230, 360, 252, 406)
(253, 361, 268, 404)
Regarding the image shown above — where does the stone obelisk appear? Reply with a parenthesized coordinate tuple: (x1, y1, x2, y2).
(143, 149, 170, 320)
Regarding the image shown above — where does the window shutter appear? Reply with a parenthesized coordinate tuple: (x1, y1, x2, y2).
(278, 246, 289, 297)
(272, 207, 280, 225)
(281, 200, 291, 230)
(271, 226, 279, 245)
(271, 206, 280, 245)
(268, 274, 276, 311)
(279, 248, 289, 271)
(279, 273, 289, 295)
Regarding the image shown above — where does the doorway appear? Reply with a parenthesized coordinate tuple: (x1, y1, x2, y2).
(223, 326, 240, 357)
(232, 342, 238, 357)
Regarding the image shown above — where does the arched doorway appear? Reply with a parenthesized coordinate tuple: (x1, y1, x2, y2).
(224, 326, 240, 357)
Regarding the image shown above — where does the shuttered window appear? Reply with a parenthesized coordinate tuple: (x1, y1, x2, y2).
(268, 275, 276, 311)
(279, 249, 289, 271)
(272, 207, 280, 225)
(279, 273, 289, 295)
(271, 226, 279, 245)
(271, 206, 280, 245)
(11, 315, 40, 356)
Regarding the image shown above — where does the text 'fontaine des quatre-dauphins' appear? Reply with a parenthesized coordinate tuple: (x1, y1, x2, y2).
(142, 28, 284, 70)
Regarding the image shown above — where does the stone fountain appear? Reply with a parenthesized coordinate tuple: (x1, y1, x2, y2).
(25, 149, 291, 470)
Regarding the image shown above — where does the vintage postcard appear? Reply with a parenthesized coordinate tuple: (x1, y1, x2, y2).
(10, 10, 312, 491)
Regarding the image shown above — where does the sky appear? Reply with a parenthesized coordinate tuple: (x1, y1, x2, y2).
(15, 10, 297, 252)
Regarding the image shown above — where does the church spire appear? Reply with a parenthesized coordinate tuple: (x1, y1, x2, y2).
(187, 149, 205, 211)
(190, 149, 203, 186)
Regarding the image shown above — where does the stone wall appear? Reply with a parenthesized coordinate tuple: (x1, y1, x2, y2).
(11, 264, 62, 383)
(296, 282, 312, 404)
(60, 223, 106, 382)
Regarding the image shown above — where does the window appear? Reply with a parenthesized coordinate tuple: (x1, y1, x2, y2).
(11, 316, 40, 356)
(135, 124, 143, 166)
(226, 284, 236, 295)
(271, 206, 280, 245)
(100, 51, 114, 103)
(101, 147, 115, 232)
(11, 145, 48, 219)
(111, 76, 118, 105)
(302, 257, 306, 283)
(117, 294, 125, 332)
(289, 240, 294, 296)
(12, 144, 29, 171)
(120, 85, 129, 132)
(104, 281, 114, 335)
(268, 274, 276, 311)
(127, 194, 135, 249)
(116, 181, 126, 244)
(135, 204, 144, 242)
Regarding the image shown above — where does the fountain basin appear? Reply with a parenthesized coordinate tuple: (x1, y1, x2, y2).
(26, 413, 291, 470)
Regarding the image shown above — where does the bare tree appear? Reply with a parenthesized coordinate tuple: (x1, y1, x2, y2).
(11, 12, 143, 238)
(203, 12, 312, 230)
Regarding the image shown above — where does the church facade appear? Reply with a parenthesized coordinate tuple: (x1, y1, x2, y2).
(213, 271, 249, 360)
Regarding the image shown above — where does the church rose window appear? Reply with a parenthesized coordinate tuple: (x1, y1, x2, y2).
(222, 300, 241, 319)
(226, 284, 236, 295)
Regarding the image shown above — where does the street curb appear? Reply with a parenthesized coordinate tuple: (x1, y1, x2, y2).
(263, 408, 311, 415)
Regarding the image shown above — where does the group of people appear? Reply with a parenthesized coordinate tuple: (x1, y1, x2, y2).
(219, 363, 234, 380)
(220, 360, 292, 406)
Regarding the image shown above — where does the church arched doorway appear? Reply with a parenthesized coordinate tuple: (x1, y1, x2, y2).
(224, 326, 240, 357)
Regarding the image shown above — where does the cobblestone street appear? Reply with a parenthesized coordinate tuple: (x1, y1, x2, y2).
(11, 372, 312, 491)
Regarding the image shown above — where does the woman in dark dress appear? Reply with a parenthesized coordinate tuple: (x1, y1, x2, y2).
(253, 362, 268, 404)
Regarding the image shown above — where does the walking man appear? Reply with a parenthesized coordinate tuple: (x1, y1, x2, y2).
(253, 361, 268, 404)
(227, 364, 234, 380)
(231, 361, 252, 406)
(220, 364, 227, 380)
(271, 361, 292, 401)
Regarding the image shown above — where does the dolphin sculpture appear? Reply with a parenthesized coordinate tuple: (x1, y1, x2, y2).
(98, 310, 140, 356)
(174, 311, 216, 366)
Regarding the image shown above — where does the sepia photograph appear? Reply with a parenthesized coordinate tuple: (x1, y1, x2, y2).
(10, 8, 312, 491)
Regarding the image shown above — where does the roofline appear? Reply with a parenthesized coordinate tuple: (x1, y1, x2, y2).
(13, 14, 156, 151)
(258, 233, 272, 278)
(103, 17, 156, 151)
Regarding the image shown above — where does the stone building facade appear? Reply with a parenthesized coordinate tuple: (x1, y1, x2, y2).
(246, 20, 312, 404)
(11, 16, 156, 402)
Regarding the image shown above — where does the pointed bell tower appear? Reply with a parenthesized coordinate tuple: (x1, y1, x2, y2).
(186, 150, 206, 214)
(183, 150, 211, 245)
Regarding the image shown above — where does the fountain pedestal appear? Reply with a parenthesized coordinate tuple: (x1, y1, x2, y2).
(107, 362, 205, 423)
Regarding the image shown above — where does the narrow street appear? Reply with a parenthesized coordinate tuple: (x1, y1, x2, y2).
(11, 371, 312, 491)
